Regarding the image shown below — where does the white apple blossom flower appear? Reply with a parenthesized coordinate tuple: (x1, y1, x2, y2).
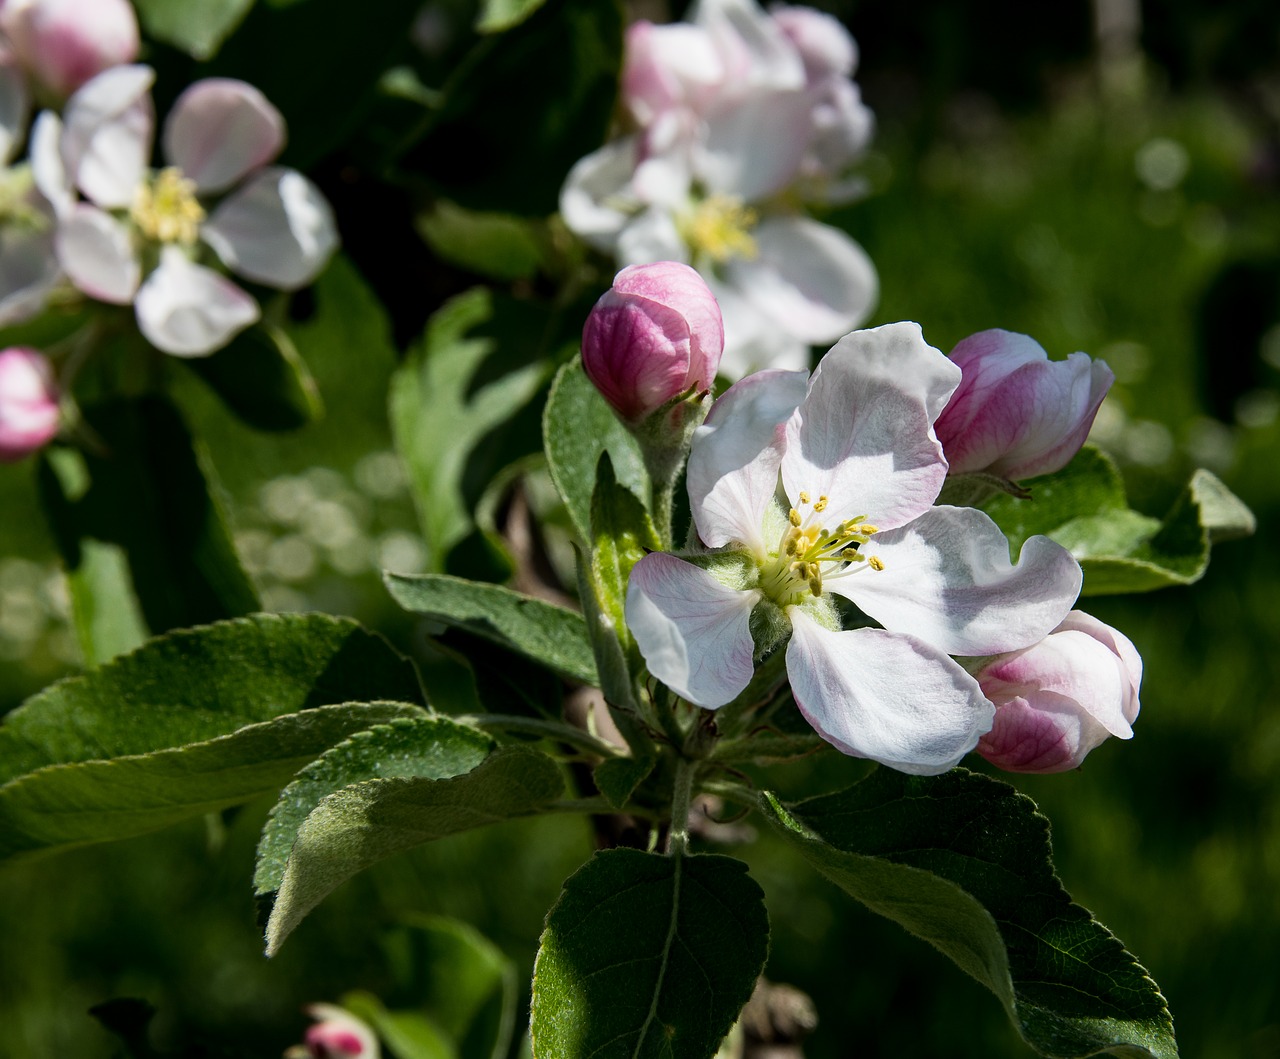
(560, 0, 877, 379)
(624, 322, 1084, 774)
(32, 64, 338, 356)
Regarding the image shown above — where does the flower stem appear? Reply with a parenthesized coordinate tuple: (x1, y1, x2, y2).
(454, 714, 621, 758)
(666, 756, 699, 856)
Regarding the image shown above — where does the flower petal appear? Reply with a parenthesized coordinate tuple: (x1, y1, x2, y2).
(162, 78, 284, 194)
(724, 216, 877, 343)
(975, 692, 1110, 774)
(695, 89, 813, 200)
(0, 225, 61, 325)
(780, 322, 956, 530)
(706, 273, 810, 380)
(838, 505, 1082, 655)
(616, 205, 687, 265)
(202, 167, 337, 289)
(688, 367, 809, 552)
(134, 247, 259, 357)
(559, 138, 641, 252)
(54, 203, 139, 303)
(29, 110, 75, 216)
(787, 608, 994, 774)
(625, 552, 759, 708)
(61, 63, 153, 208)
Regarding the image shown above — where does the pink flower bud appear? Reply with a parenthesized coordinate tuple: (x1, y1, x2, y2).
(934, 329, 1114, 481)
(288, 1004, 379, 1059)
(0, 346, 59, 461)
(975, 610, 1142, 774)
(770, 4, 858, 81)
(0, 0, 139, 98)
(582, 261, 725, 422)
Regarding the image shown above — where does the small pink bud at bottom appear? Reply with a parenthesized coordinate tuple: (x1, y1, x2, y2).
(290, 1004, 379, 1059)
(0, 346, 60, 461)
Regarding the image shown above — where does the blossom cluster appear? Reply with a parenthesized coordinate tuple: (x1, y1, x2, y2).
(585, 263, 1137, 776)
(561, 0, 878, 380)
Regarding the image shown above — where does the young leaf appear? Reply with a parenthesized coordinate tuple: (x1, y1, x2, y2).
(531, 849, 769, 1059)
(0, 702, 423, 861)
(0, 613, 424, 785)
(254, 715, 493, 896)
(760, 768, 1178, 1059)
(181, 325, 322, 432)
(543, 359, 649, 544)
(133, 0, 255, 59)
(417, 201, 547, 282)
(37, 397, 260, 664)
(389, 289, 555, 573)
(593, 755, 655, 810)
(385, 572, 597, 685)
(983, 446, 1254, 595)
(266, 747, 565, 955)
(589, 453, 660, 651)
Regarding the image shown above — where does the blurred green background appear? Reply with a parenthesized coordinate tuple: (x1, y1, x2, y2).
(2, 0, 1279, 1056)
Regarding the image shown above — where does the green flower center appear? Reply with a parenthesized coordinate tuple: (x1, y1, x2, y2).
(758, 492, 883, 607)
(131, 167, 205, 246)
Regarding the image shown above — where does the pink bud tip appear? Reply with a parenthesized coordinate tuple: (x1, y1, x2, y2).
(0, 346, 60, 461)
(0, 0, 140, 98)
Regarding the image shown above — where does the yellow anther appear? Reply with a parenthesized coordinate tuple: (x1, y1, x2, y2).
(679, 193, 759, 263)
(857, 523, 879, 536)
(798, 491, 810, 505)
(869, 555, 885, 571)
(789, 508, 803, 527)
(813, 495, 828, 512)
(807, 573, 823, 597)
(132, 167, 204, 246)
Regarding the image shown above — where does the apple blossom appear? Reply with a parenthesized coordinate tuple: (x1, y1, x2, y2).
(561, 0, 877, 379)
(934, 329, 1115, 481)
(286, 1004, 379, 1059)
(0, 345, 59, 459)
(582, 261, 724, 421)
(974, 610, 1142, 774)
(0, 0, 139, 99)
(625, 322, 1083, 774)
(32, 65, 338, 356)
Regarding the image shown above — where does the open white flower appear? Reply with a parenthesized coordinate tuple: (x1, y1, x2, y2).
(624, 322, 1084, 774)
(32, 64, 337, 356)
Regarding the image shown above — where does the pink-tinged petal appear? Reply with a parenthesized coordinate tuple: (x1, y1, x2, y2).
(29, 110, 74, 216)
(695, 0, 805, 93)
(770, 5, 858, 80)
(625, 552, 759, 708)
(0, 346, 61, 460)
(0, 0, 138, 98)
(202, 168, 337, 289)
(559, 138, 640, 252)
(780, 322, 955, 531)
(163, 78, 285, 194)
(61, 63, 153, 208)
(724, 216, 877, 344)
(839, 505, 1082, 655)
(975, 693, 1111, 774)
(622, 21, 724, 125)
(1057, 610, 1142, 723)
(688, 368, 809, 552)
(134, 247, 259, 357)
(0, 53, 29, 164)
(787, 609, 994, 775)
(695, 89, 813, 200)
(54, 204, 139, 303)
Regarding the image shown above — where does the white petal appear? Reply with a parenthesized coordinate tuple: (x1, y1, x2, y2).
(781, 322, 956, 530)
(615, 206, 687, 265)
(724, 216, 877, 344)
(787, 609, 994, 774)
(61, 63, 153, 208)
(839, 506, 1083, 655)
(559, 138, 641, 252)
(163, 78, 284, 194)
(203, 167, 337, 289)
(688, 368, 809, 552)
(703, 272, 810, 380)
(694, 0, 805, 92)
(134, 247, 259, 357)
(625, 552, 759, 708)
(695, 90, 813, 199)
(29, 110, 74, 216)
(54, 204, 139, 303)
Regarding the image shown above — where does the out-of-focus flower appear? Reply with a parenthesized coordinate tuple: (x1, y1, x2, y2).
(934, 329, 1114, 481)
(0, 0, 139, 99)
(975, 610, 1142, 774)
(561, 0, 877, 379)
(582, 261, 724, 421)
(0, 47, 60, 325)
(285, 1004, 379, 1059)
(0, 345, 59, 459)
(33, 65, 338, 356)
(624, 322, 1082, 774)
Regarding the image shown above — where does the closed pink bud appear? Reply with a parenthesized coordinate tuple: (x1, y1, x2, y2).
(0, 346, 59, 460)
(287, 1004, 379, 1059)
(975, 610, 1142, 774)
(0, 0, 139, 98)
(582, 261, 725, 422)
(934, 329, 1114, 481)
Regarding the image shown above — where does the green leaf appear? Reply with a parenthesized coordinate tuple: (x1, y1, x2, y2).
(385, 572, 597, 686)
(405, 0, 623, 215)
(531, 849, 768, 1059)
(593, 755, 654, 810)
(0, 702, 423, 861)
(0, 612, 423, 785)
(476, 0, 547, 32)
(181, 325, 322, 432)
(389, 289, 555, 573)
(133, 0, 255, 58)
(36, 397, 260, 664)
(760, 768, 1178, 1059)
(417, 201, 547, 282)
(543, 359, 649, 544)
(265, 746, 565, 955)
(254, 715, 493, 896)
(983, 446, 1254, 595)
(590, 454, 660, 645)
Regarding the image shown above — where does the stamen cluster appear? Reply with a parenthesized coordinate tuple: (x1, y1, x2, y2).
(759, 491, 880, 606)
